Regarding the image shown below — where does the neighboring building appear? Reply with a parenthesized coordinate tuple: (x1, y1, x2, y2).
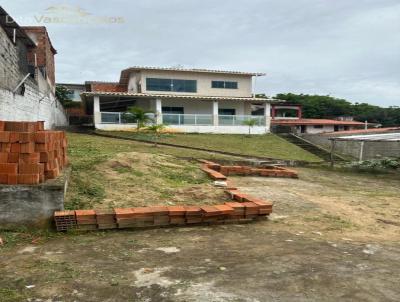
(80, 66, 274, 134)
(271, 103, 365, 134)
(0, 6, 67, 128)
(57, 83, 85, 102)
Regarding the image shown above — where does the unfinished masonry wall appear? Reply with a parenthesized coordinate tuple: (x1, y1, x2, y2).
(0, 25, 68, 129)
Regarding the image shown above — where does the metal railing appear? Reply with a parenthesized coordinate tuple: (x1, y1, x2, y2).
(100, 112, 155, 124)
(162, 114, 213, 125)
(218, 115, 265, 126)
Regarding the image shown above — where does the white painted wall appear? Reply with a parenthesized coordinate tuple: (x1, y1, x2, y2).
(128, 70, 253, 97)
(0, 80, 68, 129)
(96, 123, 269, 134)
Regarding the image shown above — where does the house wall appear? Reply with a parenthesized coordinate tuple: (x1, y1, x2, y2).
(127, 70, 253, 97)
(0, 25, 68, 128)
(159, 99, 247, 115)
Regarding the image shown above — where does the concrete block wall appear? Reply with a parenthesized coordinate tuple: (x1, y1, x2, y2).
(0, 25, 68, 128)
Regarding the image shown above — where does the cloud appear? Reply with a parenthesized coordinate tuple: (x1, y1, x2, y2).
(3, 0, 400, 106)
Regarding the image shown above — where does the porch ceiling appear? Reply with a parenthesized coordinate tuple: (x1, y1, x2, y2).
(81, 91, 275, 103)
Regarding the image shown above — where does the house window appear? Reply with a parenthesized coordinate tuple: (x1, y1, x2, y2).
(211, 81, 238, 89)
(162, 107, 184, 114)
(219, 109, 236, 115)
(146, 78, 197, 93)
(313, 125, 324, 129)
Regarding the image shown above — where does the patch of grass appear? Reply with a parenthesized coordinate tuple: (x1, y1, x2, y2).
(0, 288, 27, 302)
(96, 131, 322, 162)
(322, 214, 354, 230)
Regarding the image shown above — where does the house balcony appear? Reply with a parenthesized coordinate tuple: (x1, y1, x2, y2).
(98, 112, 269, 134)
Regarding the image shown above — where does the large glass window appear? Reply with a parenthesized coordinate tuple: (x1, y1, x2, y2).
(212, 81, 238, 89)
(218, 108, 236, 115)
(146, 78, 197, 93)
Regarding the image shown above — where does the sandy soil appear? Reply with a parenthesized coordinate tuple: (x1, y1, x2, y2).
(0, 167, 399, 301)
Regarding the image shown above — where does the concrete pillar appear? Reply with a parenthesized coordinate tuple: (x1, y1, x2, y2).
(155, 98, 163, 124)
(264, 102, 271, 133)
(212, 100, 219, 126)
(93, 95, 101, 127)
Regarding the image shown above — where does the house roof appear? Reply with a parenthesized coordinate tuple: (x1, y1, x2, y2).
(272, 118, 365, 126)
(324, 127, 400, 136)
(119, 66, 265, 85)
(81, 91, 273, 102)
(332, 132, 400, 142)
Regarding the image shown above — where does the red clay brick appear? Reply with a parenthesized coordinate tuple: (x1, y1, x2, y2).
(35, 143, 48, 152)
(19, 163, 44, 174)
(214, 204, 234, 215)
(168, 206, 186, 216)
(147, 206, 169, 216)
(114, 208, 135, 218)
(75, 209, 96, 218)
(34, 132, 48, 143)
(17, 174, 40, 185)
(0, 173, 7, 183)
(19, 153, 40, 164)
(45, 168, 59, 179)
(18, 132, 34, 143)
(9, 132, 19, 143)
(7, 174, 18, 185)
(10, 143, 20, 153)
(0, 132, 10, 143)
(200, 205, 222, 217)
(184, 205, 202, 216)
(0, 143, 11, 152)
(0, 121, 4, 131)
(0, 163, 18, 174)
(224, 202, 246, 213)
(20, 142, 35, 153)
(7, 153, 19, 163)
(0, 153, 7, 163)
(39, 151, 54, 162)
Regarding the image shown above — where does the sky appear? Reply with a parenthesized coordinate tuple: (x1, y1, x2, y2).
(3, 0, 400, 107)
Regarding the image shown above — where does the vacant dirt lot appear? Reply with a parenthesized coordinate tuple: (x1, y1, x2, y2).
(1, 166, 399, 301)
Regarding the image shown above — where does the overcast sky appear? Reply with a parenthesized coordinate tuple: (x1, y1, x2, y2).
(3, 0, 400, 107)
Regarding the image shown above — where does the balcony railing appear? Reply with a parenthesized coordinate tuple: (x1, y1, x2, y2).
(100, 112, 155, 124)
(218, 115, 265, 126)
(100, 112, 266, 127)
(162, 114, 213, 125)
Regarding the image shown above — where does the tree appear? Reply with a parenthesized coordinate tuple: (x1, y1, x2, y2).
(242, 119, 257, 135)
(125, 106, 154, 130)
(55, 85, 81, 108)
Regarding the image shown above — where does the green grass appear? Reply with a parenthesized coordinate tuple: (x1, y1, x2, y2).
(65, 133, 237, 210)
(96, 131, 322, 162)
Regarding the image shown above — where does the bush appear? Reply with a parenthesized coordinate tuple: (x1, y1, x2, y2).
(347, 157, 400, 170)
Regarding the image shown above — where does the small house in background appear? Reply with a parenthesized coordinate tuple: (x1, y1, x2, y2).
(271, 103, 365, 134)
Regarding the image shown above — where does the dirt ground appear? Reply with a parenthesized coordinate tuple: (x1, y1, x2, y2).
(93, 152, 227, 208)
(1, 167, 400, 301)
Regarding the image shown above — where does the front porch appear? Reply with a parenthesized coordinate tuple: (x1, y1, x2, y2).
(89, 94, 272, 134)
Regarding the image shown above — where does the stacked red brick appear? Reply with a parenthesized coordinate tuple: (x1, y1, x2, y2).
(54, 199, 272, 232)
(0, 121, 68, 185)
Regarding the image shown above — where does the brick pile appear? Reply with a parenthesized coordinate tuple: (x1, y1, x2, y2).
(54, 198, 272, 232)
(199, 159, 298, 178)
(54, 159, 296, 232)
(0, 121, 68, 185)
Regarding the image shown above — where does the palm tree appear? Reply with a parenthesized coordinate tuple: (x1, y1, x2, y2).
(125, 106, 154, 130)
(242, 119, 257, 135)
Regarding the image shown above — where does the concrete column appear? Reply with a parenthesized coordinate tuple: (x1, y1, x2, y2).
(264, 102, 271, 133)
(93, 95, 101, 127)
(155, 98, 163, 124)
(212, 100, 219, 126)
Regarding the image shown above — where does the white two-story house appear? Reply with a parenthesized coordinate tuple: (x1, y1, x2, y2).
(81, 66, 274, 134)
